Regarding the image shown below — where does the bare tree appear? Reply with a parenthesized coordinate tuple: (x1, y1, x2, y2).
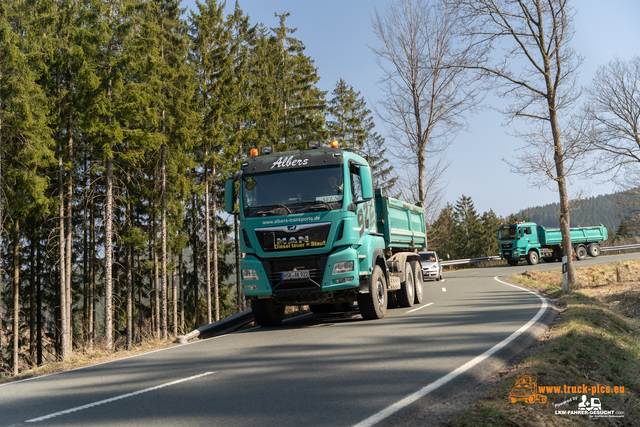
(450, 0, 583, 287)
(585, 56, 640, 177)
(371, 0, 481, 209)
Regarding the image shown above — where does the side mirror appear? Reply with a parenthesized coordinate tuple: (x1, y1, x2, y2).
(359, 165, 374, 200)
(224, 179, 235, 213)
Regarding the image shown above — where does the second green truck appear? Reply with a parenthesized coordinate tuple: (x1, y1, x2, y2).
(498, 221, 608, 266)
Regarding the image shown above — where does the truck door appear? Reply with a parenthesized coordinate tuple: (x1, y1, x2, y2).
(524, 226, 538, 245)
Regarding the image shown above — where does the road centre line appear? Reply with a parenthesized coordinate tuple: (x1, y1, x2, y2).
(442, 287, 446, 292)
(353, 276, 548, 427)
(25, 372, 215, 423)
(407, 303, 434, 313)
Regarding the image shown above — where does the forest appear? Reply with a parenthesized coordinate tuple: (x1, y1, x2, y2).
(0, 0, 401, 376)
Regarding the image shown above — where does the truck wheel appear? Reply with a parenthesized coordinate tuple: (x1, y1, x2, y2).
(410, 261, 424, 304)
(507, 259, 519, 266)
(527, 251, 539, 266)
(575, 245, 587, 260)
(357, 265, 388, 320)
(588, 242, 601, 257)
(396, 262, 415, 308)
(251, 299, 285, 327)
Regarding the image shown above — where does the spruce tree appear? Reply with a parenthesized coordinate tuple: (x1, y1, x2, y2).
(452, 195, 482, 259)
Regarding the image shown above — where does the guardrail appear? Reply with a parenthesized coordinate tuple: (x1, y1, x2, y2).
(440, 256, 503, 266)
(601, 243, 640, 252)
(439, 243, 640, 267)
(177, 309, 254, 344)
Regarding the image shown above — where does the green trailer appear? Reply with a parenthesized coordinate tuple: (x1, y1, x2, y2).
(225, 142, 426, 326)
(498, 222, 608, 266)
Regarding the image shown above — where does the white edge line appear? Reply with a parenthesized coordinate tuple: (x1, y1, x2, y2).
(407, 303, 434, 314)
(352, 276, 549, 427)
(25, 371, 215, 423)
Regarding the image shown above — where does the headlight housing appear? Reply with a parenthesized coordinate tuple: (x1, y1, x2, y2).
(333, 261, 354, 274)
(242, 269, 259, 280)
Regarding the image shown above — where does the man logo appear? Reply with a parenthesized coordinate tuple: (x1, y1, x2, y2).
(287, 225, 297, 231)
(277, 236, 310, 245)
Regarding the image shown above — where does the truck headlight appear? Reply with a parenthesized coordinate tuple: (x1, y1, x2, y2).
(333, 261, 354, 274)
(242, 269, 259, 280)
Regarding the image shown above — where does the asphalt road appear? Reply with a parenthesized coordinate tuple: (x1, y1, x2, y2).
(2, 253, 638, 427)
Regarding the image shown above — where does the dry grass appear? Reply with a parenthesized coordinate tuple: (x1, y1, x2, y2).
(451, 260, 640, 427)
(0, 338, 181, 385)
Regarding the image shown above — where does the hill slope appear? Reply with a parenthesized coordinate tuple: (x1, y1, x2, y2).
(517, 192, 624, 232)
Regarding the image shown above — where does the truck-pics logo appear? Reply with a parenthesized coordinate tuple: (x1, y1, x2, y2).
(509, 372, 547, 404)
(271, 156, 309, 169)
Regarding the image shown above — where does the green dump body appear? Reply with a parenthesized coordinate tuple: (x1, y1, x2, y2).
(375, 190, 427, 249)
(538, 225, 608, 246)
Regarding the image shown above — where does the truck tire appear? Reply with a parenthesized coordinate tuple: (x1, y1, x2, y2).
(507, 259, 519, 266)
(357, 265, 388, 320)
(588, 242, 601, 257)
(396, 262, 415, 308)
(575, 245, 587, 260)
(251, 299, 285, 327)
(527, 250, 539, 266)
(410, 260, 424, 304)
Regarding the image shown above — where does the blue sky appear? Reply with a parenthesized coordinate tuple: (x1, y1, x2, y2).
(183, 0, 640, 220)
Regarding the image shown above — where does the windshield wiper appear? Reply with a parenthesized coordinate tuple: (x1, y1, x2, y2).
(253, 204, 292, 216)
(308, 201, 333, 210)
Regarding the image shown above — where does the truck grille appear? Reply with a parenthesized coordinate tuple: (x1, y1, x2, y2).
(260, 255, 328, 294)
(501, 242, 513, 249)
(255, 222, 332, 252)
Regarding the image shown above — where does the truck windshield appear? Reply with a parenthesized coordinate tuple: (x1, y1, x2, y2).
(499, 225, 517, 240)
(243, 166, 344, 218)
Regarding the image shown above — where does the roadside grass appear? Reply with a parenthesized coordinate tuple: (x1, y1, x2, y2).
(451, 259, 640, 427)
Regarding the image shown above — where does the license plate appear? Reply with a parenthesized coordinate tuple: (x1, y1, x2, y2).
(281, 270, 309, 280)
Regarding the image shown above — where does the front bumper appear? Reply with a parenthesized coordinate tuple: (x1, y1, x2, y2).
(422, 269, 439, 280)
(241, 247, 361, 303)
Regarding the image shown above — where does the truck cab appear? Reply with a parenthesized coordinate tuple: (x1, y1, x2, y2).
(225, 141, 425, 326)
(498, 222, 541, 266)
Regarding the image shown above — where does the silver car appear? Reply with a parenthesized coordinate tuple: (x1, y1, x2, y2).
(419, 251, 443, 281)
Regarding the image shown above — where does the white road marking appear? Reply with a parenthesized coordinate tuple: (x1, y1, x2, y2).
(353, 276, 548, 427)
(442, 287, 446, 292)
(25, 372, 215, 423)
(407, 303, 434, 313)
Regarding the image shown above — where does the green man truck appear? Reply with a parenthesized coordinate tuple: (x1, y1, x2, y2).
(498, 221, 608, 266)
(224, 141, 426, 326)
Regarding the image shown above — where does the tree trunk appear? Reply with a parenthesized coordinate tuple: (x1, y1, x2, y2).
(65, 130, 73, 357)
(83, 152, 89, 347)
(161, 139, 167, 340)
(153, 205, 159, 340)
(179, 250, 184, 331)
(89, 141, 95, 351)
(126, 186, 133, 350)
(36, 232, 42, 365)
(234, 215, 242, 312)
(59, 154, 68, 360)
(212, 165, 219, 322)
(104, 156, 114, 353)
(172, 253, 177, 336)
(12, 220, 20, 375)
(205, 163, 212, 324)
(191, 194, 199, 325)
(549, 109, 576, 287)
(29, 224, 35, 366)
